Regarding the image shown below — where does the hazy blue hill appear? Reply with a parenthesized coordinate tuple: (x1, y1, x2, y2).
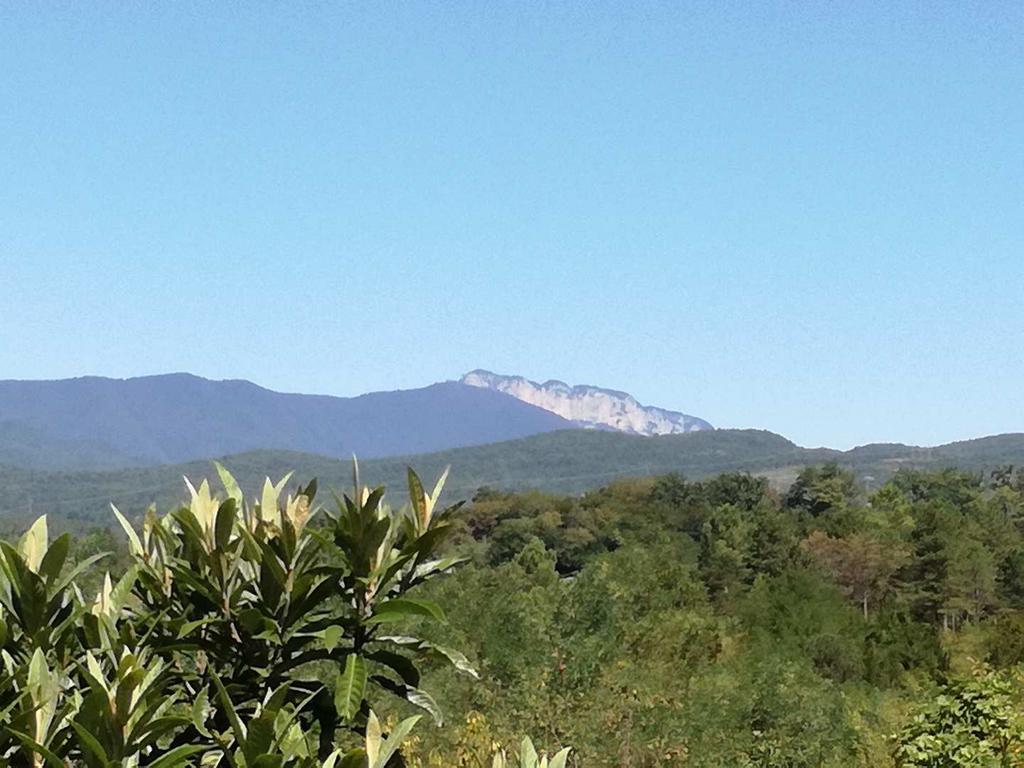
(0, 374, 573, 469)
(0, 420, 145, 471)
(4, 428, 1024, 535)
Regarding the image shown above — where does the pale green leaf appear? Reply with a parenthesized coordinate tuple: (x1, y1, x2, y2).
(19, 515, 48, 573)
(110, 504, 143, 556)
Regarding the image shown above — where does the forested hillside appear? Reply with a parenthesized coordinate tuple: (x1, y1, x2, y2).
(398, 463, 1024, 765)
(4, 428, 1024, 534)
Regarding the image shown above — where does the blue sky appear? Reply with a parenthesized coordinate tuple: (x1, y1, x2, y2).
(1, 2, 1021, 449)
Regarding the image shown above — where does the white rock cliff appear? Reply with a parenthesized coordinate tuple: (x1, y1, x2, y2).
(460, 370, 713, 436)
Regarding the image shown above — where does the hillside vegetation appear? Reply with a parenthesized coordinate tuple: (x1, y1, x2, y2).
(6, 460, 1024, 765)
(408, 463, 1024, 765)
(4, 429, 1024, 534)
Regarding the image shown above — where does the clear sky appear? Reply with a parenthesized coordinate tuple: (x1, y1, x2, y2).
(1, 2, 1021, 449)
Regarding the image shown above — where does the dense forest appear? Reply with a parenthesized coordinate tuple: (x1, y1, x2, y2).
(6, 461, 1024, 765)
(400, 463, 1024, 765)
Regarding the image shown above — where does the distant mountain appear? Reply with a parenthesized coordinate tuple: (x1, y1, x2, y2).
(0, 420, 142, 471)
(6, 428, 1024, 535)
(461, 369, 712, 435)
(0, 374, 572, 470)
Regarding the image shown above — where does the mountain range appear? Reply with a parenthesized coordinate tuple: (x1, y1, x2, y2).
(0, 371, 711, 471)
(3, 370, 1023, 535)
(0, 373, 576, 470)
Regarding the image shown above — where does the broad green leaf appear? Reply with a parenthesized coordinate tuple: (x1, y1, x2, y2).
(177, 616, 217, 639)
(367, 598, 445, 624)
(214, 499, 236, 549)
(92, 572, 114, 617)
(27, 647, 50, 693)
(322, 625, 343, 651)
(407, 526, 456, 561)
(335, 654, 367, 722)
(261, 476, 279, 525)
(246, 711, 278, 763)
(300, 477, 318, 503)
(377, 635, 476, 677)
(407, 468, 427, 527)
(84, 651, 107, 695)
(38, 533, 70, 582)
(366, 649, 420, 687)
(27, 649, 59, 747)
(186, 476, 218, 532)
(109, 565, 139, 612)
(260, 472, 294, 526)
(258, 544, 288, 609)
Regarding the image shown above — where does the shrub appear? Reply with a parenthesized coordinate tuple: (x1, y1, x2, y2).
(0, 463, 488, 766)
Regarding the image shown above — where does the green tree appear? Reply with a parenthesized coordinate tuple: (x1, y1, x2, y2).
(699, 503, 754, 600)
(784, 464, 860, 531)
(895, 667, 1024, 767)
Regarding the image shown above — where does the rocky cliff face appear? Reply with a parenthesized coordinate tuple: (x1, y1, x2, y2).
(460, 370, 713, 436)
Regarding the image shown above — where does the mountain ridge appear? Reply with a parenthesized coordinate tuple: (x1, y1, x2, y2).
(460, 369, 713, 435)
(0, 370, 716, 471)
(0, 373, 573, 469)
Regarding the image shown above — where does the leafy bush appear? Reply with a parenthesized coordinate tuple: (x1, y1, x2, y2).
(894, 667, 1024, 767)
(0, 463, 566, 766)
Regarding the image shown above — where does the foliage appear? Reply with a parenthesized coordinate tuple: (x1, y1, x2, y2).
(0, 462, 524, 766)
(802, 530, 908, 617)
(894, 667, 1024, 767)
(8, 456, 1024, 766)
(401, 464, 1024, 766)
